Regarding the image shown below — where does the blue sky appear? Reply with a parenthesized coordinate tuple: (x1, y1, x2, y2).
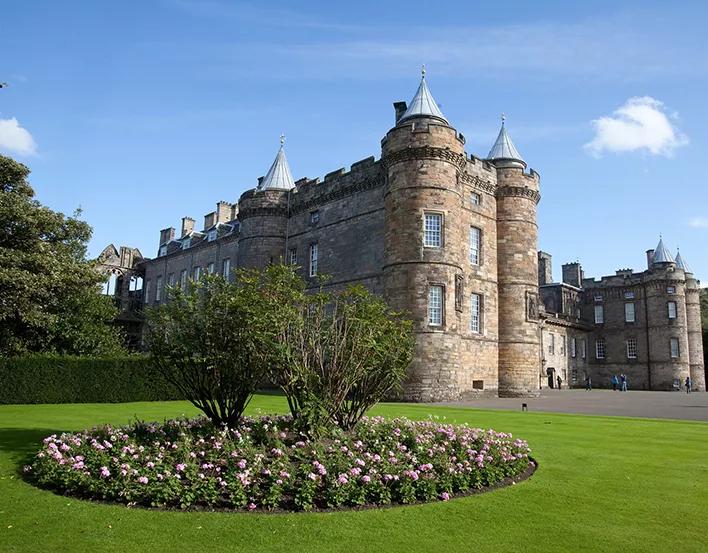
(3, 0, 708, 282)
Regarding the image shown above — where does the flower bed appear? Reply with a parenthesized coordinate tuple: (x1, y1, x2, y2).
(25, 415, 534, 511)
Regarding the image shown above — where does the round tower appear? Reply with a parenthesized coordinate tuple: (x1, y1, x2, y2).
(236, 141, 294, 269)
(676, 249, 705, 391)
(645, 238, 690, 390)
(490, 116, 541, 397)
(381, 72, 468, 402)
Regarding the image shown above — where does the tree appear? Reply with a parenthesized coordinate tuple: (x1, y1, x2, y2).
(0, 154, 124, 356)
(144, 274, 271, 427)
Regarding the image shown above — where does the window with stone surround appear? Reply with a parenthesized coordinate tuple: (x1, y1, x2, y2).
(144, 280, 150, 304)
(549, 333, 555, 354)
(594, 305, 604, 324)
(424, 213, 442, 248)
(624, 291, 634, 299)
(159, 245, 167, 257)
(193, 266, 201, 281)
(222, 259, 231, 278)
(667, 286, 676, 294)
(182, 237, 191, 250)
(571, 337, 577, 358)
(310, 211, 320, 224)
(627, 338, 637, 359)
(625, 302, 635, 323)
(168, 273, 175, 288)
(595, 339, 605, 359)
(207, 262, 215, 275)
(207, 230, 217, 242)
(561, 335, 566, 355)
(668, 301, 677, 319)
(670, 337, 680, 358)
(180, 270, 187, 288)
(594, 295, 603, 302)
(471, 293, 481, 333)
(470, 192, 480, 205)
(289, 248, 297, 266)
(429, 285, 443, 326)
(469, 227, 481, 265)
(581, 339, 586, 359)
(156, 276, 163, 302)
(309, 244, 318, 277)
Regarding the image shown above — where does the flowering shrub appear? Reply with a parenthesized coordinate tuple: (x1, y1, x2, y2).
(25, 415, 534, 511)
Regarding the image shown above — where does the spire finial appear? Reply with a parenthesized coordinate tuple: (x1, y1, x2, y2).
(280, 133, 286, 146)
(421, 63, 426, 78)
(501, 112, 505, 124)
(659, 233, 663, 239)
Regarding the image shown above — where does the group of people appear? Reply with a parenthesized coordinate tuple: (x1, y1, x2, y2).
(611, 374, 628, 392)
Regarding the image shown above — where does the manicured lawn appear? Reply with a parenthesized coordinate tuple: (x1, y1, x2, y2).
(1, 396, 707, 553)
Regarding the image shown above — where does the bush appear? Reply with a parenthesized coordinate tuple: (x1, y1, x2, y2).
(0, 355, 180, 404)
(25, 414, 534, 511)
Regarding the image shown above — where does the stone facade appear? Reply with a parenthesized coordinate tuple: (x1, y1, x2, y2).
(105, 78, 704, 398)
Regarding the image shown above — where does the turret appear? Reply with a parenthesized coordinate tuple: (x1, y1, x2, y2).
(677, 248, 706, 391)
(490, 115, 542, 397)
(381, 69, 469, 401)
(237, 139, 294, 269)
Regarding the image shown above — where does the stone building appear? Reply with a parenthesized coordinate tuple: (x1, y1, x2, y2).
(107, 72, 705, 398)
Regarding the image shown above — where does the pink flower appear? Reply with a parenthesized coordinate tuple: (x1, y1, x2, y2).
(362, 475, 371, 483)
(137, 476, 148, 484)
(100, 466, 111, 479)
(307, 473, 317, 480)
(441, 492, 450, 501)
(248, 503, 256, 510)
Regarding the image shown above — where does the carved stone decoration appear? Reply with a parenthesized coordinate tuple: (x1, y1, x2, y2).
(496, 185, 542, 205)
(381, 146, 467, 172)
(455, 274, 464, 312)
(526, 291, 539, 321)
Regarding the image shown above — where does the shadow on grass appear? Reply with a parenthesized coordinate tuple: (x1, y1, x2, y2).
(0, 427, 64, 471)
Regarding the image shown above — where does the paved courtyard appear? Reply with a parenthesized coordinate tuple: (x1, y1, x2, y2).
(432, 389, 708, 422)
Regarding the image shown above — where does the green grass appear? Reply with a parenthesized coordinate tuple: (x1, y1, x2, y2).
(1, 397, 707, 553)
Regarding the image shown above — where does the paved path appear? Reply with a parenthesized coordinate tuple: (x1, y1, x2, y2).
(430, 389, 708, 422)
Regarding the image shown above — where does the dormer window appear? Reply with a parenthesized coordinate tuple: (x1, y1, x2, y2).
(182, 237, 191, 250)
(159, 245, 167, 257)
(208, 229, 217, 242)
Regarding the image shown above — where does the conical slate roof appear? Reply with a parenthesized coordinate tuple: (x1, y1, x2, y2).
(675, 249, 692, 274)
(653, 236, 674, 263)
(487, 119, 525, 165)
(399, 76, 448, 124)
(259, 145, 295, 190)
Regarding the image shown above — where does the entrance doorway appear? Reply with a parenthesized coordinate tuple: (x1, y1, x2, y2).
(547, 367, 556, 389)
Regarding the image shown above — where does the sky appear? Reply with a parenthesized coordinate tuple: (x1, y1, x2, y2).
(2, 0, 708, 283)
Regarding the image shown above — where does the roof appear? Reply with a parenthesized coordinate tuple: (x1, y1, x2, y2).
(398, 76, 448, 124)
(653, 236, 674, 263)
(675, 250, 692, 274)
(487, 119, 525, 165)
(259, 145, 295, 190)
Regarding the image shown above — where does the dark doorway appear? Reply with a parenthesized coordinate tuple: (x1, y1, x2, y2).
(547, 367, 555, 389)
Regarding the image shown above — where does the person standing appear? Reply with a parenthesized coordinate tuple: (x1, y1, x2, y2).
(686, 376, 692, 394)
(612, 375, 619, 391)
(557, 375, 562, 390)
(621, 374, 627, 392)
(585, 376, 592, 391)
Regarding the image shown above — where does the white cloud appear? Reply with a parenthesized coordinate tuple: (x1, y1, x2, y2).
(584, 97, 688, 158)
(688, 218, 708, 228)
(0, 117, 37, 156)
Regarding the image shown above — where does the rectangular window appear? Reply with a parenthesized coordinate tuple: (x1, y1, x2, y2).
(207, 262, 215, 275)
(581, 339, 587, 359)
(627, 338, 637, 359)
(180, 269, 187, 288)
(471, 293, 481, 333)
(571, 337, 577, 358)
(310, 211, 320, 224)
(670, 338, 680, 358)
(309, 244, 318, 277)
(144, 280, 150, 304)
(549, 333, 555, 354)
(594, 305, 604, 324)
(168, 273, 175, 288)
(159, 245, 167, 257)
(289, 248, 297, 265)
(182, 237, 191, 250)
(429, 285, 443, 326)
(594, 295, 603, 302)
(469, 227, 481, 265)
(624, 291, 635, 299)
(561, 335, 566, 356)
(424, 213, 442, 248)
(193, 266, 201, 281)
(207, 230, 217, 242)
(222, 258, 231, 278)
(668, 301, 677, 319)
(625, 302, 635, 323)
(470, 192, 480, 205)
(596, 339, 605, 359)
(667, 286, 676, 294)
(156, 276, 163, 302)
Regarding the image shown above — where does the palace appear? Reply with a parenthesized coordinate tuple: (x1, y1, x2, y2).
(99, 73, 706, 398)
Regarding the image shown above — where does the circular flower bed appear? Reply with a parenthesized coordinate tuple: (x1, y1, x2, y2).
(24, 414, 534, 511)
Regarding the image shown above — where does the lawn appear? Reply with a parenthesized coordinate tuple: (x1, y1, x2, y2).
(1, 396, 707, 553)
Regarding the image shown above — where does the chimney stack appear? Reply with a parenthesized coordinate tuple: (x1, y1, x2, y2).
(394, 102, 408, 125)
(159, 227, 175, 245)
(538, 251, 553, 286)
(216, 201, 233, 223)
(204, 211, 216, 230)
(181, 217, 195, 238)
(646, 249, 655, 269)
